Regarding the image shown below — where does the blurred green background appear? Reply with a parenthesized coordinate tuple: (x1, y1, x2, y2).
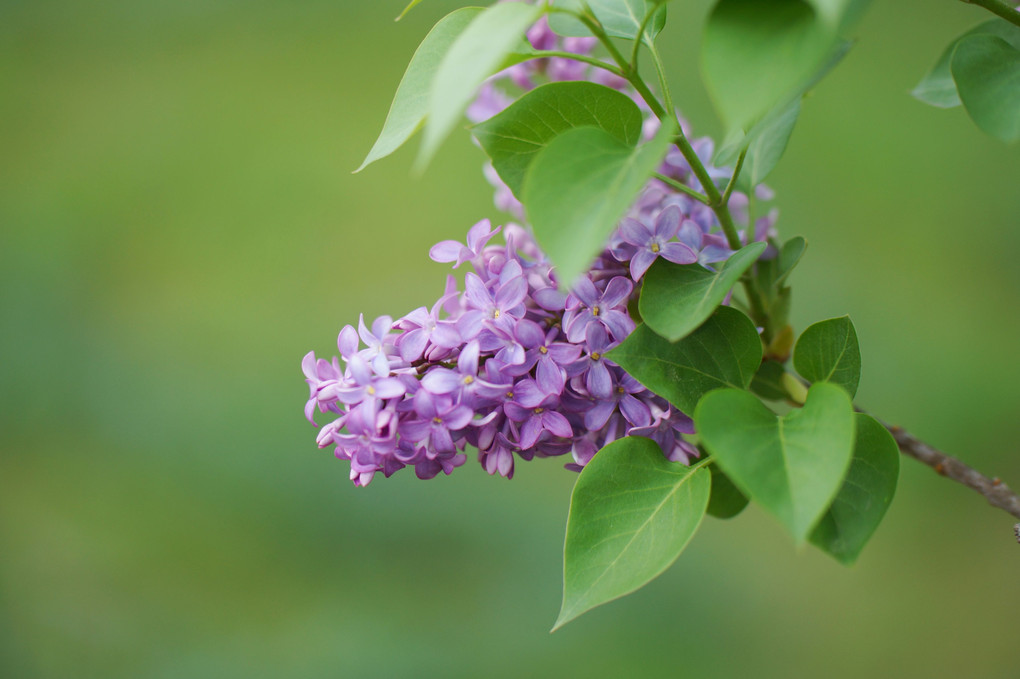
(2, 1, 1018, 677)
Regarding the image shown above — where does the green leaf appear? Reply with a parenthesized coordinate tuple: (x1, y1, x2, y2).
(417, 1, 544, 171)
(695, 383, 856, 543)
(549, 0, 667, 44)
(749, 359, 789, 401)
(355, 7, 484, 173)
(639, 242, 766, 342)
(810, 414, 899, 565)
(555, 437, 710, 630)
(702, 0, 839, 133)
(951, 34, 1020, 143)
(716, 97, 800, 187)
(707, 464, 750, 519)
(774, 236, 807, 286)
(471, 81, 644, 197)
(793, 316, 861, 398)
(805, 0, 871, 32)
(608, 306, 762, 415)
(912, 19, 1020, 109)
(522, 120, 675, 288)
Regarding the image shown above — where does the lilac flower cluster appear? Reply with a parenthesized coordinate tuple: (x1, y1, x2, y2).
(303, 216, 710, 486)
(303, 14, 782, 485)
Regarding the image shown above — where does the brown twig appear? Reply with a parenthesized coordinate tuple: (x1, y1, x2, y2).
(877, 418, 1020, 543)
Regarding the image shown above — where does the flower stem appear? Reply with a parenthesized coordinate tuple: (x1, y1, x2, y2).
(531, 51, 623, 76)
(962, 0, 1020, 28)
(652, 172, 710, 204)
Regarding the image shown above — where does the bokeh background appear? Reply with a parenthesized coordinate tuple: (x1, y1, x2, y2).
(2, 1, 1018, 676)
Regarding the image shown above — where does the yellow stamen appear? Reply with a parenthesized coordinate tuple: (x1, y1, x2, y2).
(591, 351, 601, 360)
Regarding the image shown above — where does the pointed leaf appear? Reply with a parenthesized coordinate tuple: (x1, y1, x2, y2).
(639, 241, 766, 342)
(417, 1, 544, 170)
(472, 81, 644, 196)
(555, 437, 710, 630)
(912, 19, 1020, 109)
(793, 315, 861, 398)
(951, 34, 1020, 143)
(523, 120, 676, 288)
(695, 383, 856, 543)
(707, 464, 750, 519)
(608, 306, 762, 414)
(549, 0, 667, 44)
(810, 414, 899, 564)
(702, 0, 838, 133)
(355, 8, 484, 172)
(716, 97, 801, 187)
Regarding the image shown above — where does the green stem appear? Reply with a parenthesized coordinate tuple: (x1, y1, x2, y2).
(721, 149, 746, 208)
(652, 172, 710, 204)
(628, 5, 660, 69)
(963, 0, 1020, 28)
(531, 51, 623, 76)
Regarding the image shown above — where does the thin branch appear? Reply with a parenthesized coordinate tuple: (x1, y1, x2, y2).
(652, 172, 710, 204)
(962, 0, 1020, 29)
(877, 417, 1020, 542)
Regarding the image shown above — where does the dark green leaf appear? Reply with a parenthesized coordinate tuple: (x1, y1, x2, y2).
(549, 0, 667, 44)
(810, 414, 899, 565)
(471, 81, 644, 196)
(522, 121, 675, 288)
(951, 34, 1020, 143)
(417, 1, 544, 170)
(707, 464, 750, 519)
(775, 236, 807, 286)
(608, 306, 762, 414)
(912, 19, 1020, 109)
(793, 316, 861, 398)
(695, 383, 856, 543)
(555, 437, 710, 630)
(356, 8, 484, 172)
(702, 0, 838, 133)
(639, 242, 766, 342)
(750, 359, 788, 401)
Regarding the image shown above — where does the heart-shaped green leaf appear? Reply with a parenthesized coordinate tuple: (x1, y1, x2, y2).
(702, 0, 836, 134)
(522, 121, 675, 289)
(793, 316, 861, 398)
(695, 382, 855, 543)
(951, 34, 1020, 143)
(810, 414, 899, 564)
(555, 437, 710, 631)
(471, 81, 644, 197)
(608, 306, 762, 415)
(912, 19, 1020, 109)
(355, 8, 484, 172)
(417, 1, 544, 170)
(639, 242, 766, 342)
(706, 464, 750, 519)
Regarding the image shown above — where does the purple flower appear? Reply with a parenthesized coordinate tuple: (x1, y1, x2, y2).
(562, 275, 634, 343)
(430, 219, 501, 269)
(618, 205, 698, 280)
(400, 391, 474, 455)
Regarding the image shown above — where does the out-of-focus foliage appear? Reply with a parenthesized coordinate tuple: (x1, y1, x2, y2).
(1, 1, 1018, 677)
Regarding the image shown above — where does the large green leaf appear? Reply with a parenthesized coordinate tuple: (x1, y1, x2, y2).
(355, 8, 484, 172)
(702, 0, 837, 133)
(522, 121, 675, 288)
(810, 414, 899, 565)
(608, 306, 762, 414)
(549, 0, 667, 44)
(695, 382, 856, 543)
(471, 81, 644, 196)
(639, 242, 766, 342)
(417, 1, 544, 170)
(706, 464, 750, 519)
(554, 437, 710, 630)
(793, 316, 861, 398)
(951, 34, 1020, 143)
(912, 19, 1020, 109)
